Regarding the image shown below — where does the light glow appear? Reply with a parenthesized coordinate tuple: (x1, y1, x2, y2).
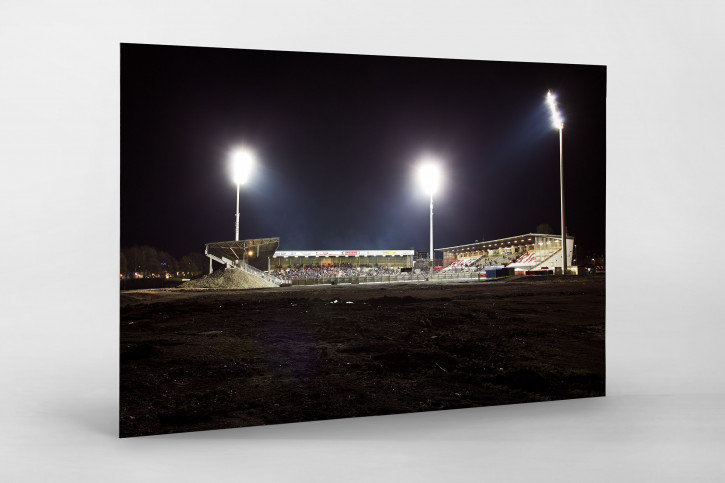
(418, 160, 440, 195)
(231, 147, 255, 185)
(546, 90, 564, 130)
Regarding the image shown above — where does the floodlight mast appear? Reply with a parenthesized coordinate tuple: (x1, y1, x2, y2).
(430, 193, 434, 263)
(235, 182, 240, 242)
(418, 162, 440, 266)
(231, 148, 254, 242)
(546, 90, 567, 274)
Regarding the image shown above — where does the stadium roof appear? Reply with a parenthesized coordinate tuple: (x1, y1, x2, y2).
(205, 238, 280, 262)
(274, 249, 414, 258)
(437, 233, 574, 253)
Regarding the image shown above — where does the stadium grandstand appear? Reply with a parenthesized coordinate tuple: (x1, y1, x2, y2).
(271, 249, 414, 270)
(437, 233, 574, 273)
(205, 240, 414, 284)
(205, 238, 280, 272)
(204, 233, 574, 286)
(270, 265, 404, 281)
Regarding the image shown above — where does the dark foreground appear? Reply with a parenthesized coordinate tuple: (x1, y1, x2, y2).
(120, 276, 605, 437)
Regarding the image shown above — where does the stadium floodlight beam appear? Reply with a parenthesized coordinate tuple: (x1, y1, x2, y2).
(418, 160, 440, 266)
(231, 147, 255, 242)
(546, 90, 567, 274)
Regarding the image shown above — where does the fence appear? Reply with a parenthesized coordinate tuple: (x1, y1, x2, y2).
(234, 262, 284, 286)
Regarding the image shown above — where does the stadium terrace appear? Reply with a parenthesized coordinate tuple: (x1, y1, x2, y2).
(438, 233, 575, 273)
(271, 249, 414, 269)
(205, 232, 574, 279)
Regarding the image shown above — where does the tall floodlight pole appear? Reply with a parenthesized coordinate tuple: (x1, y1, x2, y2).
(546, 90, 566, 274)
(430, 193, 434, 263)
(231, 147, 255, 242)
(235, 181, 240, 241)
(418, 161, 440, 268)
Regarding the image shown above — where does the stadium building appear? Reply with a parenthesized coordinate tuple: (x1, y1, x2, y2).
(271, 249, 414, 269)
(205, 238, 413, 272)
(203, 233, 573, 279)
(205, 238, 280, 273)
(437, 233, 575, 272)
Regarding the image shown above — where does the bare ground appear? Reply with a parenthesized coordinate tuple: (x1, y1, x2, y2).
(120, 275, 605, 437)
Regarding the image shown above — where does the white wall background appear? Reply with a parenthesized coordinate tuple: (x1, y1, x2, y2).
(1, 1, 724, 481)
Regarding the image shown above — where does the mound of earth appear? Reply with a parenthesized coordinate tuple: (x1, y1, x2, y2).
(182, 268, 276, 289)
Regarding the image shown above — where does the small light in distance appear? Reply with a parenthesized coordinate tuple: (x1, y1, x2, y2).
(231, 147, 255, 185)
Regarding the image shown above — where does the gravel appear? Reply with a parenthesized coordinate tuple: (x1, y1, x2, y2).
(181, 268, 277, 289)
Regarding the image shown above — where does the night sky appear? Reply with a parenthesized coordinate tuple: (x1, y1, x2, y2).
(121, 44, 606, 258)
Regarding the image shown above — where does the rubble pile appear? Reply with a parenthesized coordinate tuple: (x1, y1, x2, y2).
(182, 268, 277, 289)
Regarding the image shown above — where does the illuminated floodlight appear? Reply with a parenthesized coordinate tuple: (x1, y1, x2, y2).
(231, 147, 255, 185)
(546, 90, 564, 130)
(418, 161, 440, 195)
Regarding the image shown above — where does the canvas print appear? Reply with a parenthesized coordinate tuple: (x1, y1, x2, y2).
(120, 44, 606, 437)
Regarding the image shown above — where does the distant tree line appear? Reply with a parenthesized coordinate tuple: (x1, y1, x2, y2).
(120, 246, 208, 279)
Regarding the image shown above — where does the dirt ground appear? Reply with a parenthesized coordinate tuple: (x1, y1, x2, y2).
(120, 275, 605, 437)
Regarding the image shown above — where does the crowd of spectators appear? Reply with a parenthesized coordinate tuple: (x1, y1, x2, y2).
(271, 264, 403, 281)
(443, 266, 480, 273)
